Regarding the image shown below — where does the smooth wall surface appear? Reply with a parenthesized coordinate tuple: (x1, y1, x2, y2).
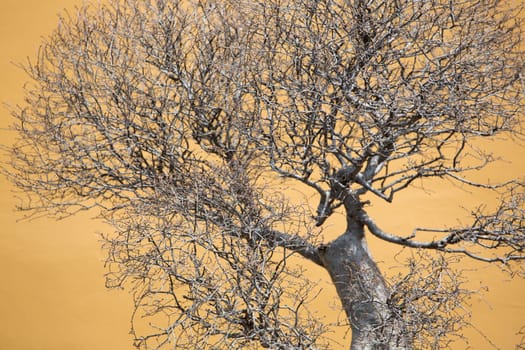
(0, 1, 523, 349)
(0, 1, 132, 349)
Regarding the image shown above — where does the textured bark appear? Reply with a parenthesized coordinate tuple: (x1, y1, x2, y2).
(319, 196, 410, 350)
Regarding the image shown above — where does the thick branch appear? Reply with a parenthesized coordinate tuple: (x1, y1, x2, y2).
(265, 229, 324, 267)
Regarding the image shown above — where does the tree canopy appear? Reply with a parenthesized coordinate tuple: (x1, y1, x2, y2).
(4, 0, 524, 349)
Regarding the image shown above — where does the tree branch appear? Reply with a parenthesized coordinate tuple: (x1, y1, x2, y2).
(359, 187, 525, 266)
(264, 229, 324, 267)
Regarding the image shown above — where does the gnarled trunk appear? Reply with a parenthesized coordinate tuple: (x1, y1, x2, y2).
(319, 196, 411, 350)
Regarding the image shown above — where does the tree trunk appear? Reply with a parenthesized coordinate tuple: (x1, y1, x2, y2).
(319, 196, 411, 350)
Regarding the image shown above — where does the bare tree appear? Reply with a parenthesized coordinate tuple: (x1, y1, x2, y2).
(3, 0, 524, 349)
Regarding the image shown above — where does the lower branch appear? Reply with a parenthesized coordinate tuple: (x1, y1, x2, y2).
(264, 229, 324, 267)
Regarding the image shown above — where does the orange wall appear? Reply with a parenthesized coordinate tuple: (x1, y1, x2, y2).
(0, 1, 132, 349)
(0, 1, 523, 349)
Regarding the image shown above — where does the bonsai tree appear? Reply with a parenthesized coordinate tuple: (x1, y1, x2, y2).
(4, 0, 524, 348)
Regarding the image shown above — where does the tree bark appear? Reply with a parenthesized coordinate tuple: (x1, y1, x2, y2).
(319, 195, 410, 350)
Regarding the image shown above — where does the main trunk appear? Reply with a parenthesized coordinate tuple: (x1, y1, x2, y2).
(318, 197, 410, 350)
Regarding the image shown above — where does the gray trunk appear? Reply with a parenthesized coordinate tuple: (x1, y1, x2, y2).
(319, 196, 411, 350)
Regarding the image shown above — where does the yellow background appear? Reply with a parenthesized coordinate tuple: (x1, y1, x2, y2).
(0, 1, 523, 349)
